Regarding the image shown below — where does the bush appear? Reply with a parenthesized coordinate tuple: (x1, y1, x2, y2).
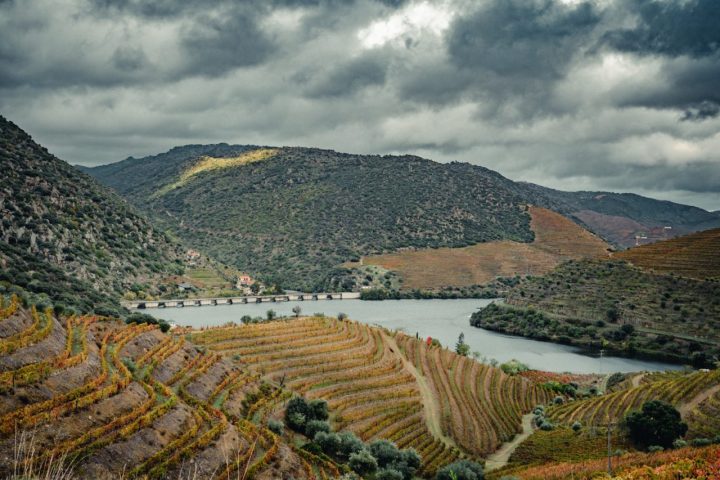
(375, 469, 403, 480)
(369, 440, 401, 468)
(572, 421, 582, 432)
(349, 449, 378, 476)
(285, 397, 310, 431)
(337, 431, 365, 460)
(305, 420, 330, 438)
(268, 419, 284, 435)
(625, 401, 688, 449)
(435, 459, 485, 480)
(308, 399, 329, 421)
(314, 431, 341, 457)
(648, 445, 664, 453)
(673, 439, 688, 449)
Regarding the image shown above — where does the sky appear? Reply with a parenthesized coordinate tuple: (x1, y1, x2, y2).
(1, 0, 719, 210)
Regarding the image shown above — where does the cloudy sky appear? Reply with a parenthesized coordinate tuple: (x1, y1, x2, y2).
(1, 0, 719, 210)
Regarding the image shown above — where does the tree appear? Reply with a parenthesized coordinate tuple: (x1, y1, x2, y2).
(305, 419, 330, 438)
(308, 399, 329, 421)
(625, 400, 688, 449)
(292, 305, 302, 318)
(349, 449, 378, 476)
(338, 312, 348, 321)
(266, 309, 277, 321)
(250, 282, 261, 294)
(455, 332, 470, 356)
(336, 430, 365, 460)
(375, 469, 403, 480)
(435, 460, 484, 480)
(368, 440, 401, 468)
(285, 396, 310, 431)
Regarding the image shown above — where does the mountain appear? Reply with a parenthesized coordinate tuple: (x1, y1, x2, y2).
(82, 144, 720, 292)
(0, 116, 183, 314)
(520, 183, 720, 248)
(616, 227, 720, 280)
(83, 145, 539, 290)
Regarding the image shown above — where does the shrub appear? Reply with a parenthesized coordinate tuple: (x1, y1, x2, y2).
(349, 449, 378, 476)
(314, 431, 341, 457)
(267, 419, 284, 435)
(308, 399, 329, 421)
(305, 420, 330, 438)
(648, 445, 664, 453)
(673, 439, 688, 449)
(285, 396, 310, 431)
(369, 440, 401, 468)
(572, 421, 582, 432)
(375, 469, 403, 480)
(435, 459, 485, 480)
(625, 400, 688, 449)
(336, 431, 365, 460)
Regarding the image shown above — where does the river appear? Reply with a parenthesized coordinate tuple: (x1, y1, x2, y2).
(141, 298, 682, 374)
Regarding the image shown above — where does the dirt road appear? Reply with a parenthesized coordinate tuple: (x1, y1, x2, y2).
(484, 413, 534, 471)
(381, 332, 459, 450)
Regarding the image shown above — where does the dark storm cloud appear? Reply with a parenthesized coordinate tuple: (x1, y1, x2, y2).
(602, 0, 720, 58)
(448, 0, 600, 79)
(599, 0, 720, 120)
(304, 53, 388, 98)
(1, 0, 719, 210)
(611, 56, 720, 120)
(179, 10, 276, 76)
(441, 0, 600, 112)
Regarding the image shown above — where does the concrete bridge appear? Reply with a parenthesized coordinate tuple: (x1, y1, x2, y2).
(123, 292, 361, 310)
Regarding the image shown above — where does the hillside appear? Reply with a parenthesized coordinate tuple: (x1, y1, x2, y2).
(83, 146, 538, 291)
(358, 207, 610, 290)
(615, 228, 720, 280)
(0, 116, 183, 315)
(0, 299, 552, 478)
(82, 145, 720, 291)
(521, 183, 720, 248)
(471, 259, 720, 365)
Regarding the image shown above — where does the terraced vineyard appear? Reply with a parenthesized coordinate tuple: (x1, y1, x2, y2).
(548, 369, 720, 430)
(192, 316, 551, 474)
(0, 304, 335, 479)
(616, 227, 720, 280)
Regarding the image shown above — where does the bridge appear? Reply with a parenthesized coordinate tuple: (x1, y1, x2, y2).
(123, 292, 361, 310)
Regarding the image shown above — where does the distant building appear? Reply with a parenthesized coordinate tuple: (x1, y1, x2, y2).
(185, 249, 201, 263)
(236, 274, 253, 288)
(178, 282, 194, 292)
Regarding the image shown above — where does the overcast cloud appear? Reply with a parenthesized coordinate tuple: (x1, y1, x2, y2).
(1, 0, 719, 210)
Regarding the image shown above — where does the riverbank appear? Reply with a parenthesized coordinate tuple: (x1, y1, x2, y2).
(142, 298, 681, 374)
(470, 303, 716, 369)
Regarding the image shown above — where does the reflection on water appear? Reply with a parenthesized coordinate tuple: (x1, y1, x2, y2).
(142, 298, 682, 374)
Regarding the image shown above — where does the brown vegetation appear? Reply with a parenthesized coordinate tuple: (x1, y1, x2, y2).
(615, 227, 720, 280)
(362, 207, 609, 290)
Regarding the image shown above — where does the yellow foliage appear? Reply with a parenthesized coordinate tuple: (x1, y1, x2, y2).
(157, 148, 279, 196)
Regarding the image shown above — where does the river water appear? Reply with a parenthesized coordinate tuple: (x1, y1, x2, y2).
(142, 298, 682, 374)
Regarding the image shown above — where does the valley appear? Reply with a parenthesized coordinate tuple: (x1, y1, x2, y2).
(1, 116, 719, 479)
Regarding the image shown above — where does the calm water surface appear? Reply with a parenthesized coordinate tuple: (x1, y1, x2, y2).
(142, 299, 682, 374)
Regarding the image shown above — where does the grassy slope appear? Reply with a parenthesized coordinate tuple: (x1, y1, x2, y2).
(0, 116, 183, 315)
(471, 259, 720, 365)
(85, 147, 537, 291)
(361, 207, 610, 290)
(615, 227, 720, 280)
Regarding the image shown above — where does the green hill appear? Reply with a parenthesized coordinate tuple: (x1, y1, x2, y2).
(471, 258, 720, 366)
(83, 146, 539, 290)
(0, 116, 183, 315)
(82, 144, 720, 292)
